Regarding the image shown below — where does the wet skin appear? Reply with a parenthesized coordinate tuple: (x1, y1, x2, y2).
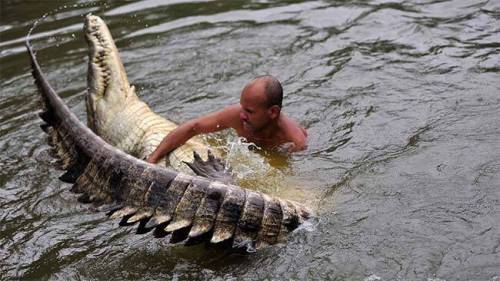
(147, 79, 307, 164)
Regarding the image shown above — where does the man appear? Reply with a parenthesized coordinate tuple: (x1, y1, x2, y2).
(146, 75, 307, 164)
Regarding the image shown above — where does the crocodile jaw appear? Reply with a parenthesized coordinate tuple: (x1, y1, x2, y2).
(84, 14, 135, 131)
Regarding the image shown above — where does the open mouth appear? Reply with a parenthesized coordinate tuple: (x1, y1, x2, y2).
(83, 14, 135, 132)
(85, 15, 113, 99)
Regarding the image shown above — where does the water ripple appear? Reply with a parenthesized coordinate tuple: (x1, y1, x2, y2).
(1, 0, 499, 280)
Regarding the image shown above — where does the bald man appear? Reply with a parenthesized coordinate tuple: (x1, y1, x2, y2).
(146, 75, 307, 164)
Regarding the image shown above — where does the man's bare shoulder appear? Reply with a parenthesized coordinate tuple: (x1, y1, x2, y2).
(281, 114, 307, 150)
(220, 104, 241, 115)
(215, 104, 242, 128)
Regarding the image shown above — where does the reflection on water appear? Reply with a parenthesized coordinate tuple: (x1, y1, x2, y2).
(1, 0, 499, 280)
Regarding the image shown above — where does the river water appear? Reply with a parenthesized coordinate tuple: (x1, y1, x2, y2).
(1, 0, 499, 280)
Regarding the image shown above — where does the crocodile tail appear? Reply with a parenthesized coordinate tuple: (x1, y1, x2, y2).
(27, 41, 311, 251)
(120, 174, 311, 250)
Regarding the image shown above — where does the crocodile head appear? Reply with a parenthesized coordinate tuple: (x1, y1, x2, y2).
(84, 14, 136, 132)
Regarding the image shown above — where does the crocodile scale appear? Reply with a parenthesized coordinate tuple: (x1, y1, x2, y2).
(26, 15, 311, 251)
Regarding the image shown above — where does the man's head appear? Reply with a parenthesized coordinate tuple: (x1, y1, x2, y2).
(239, 75, 283, 132)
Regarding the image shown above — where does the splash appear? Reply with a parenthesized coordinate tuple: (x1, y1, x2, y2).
(203, 132, 319, 204)
(223, 136, 286, 194)
(26, 1, 106, 48)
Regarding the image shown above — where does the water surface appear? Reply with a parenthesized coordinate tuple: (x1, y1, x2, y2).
(1, 0, 499, 280)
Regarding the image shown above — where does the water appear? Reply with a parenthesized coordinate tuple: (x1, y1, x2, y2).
(1, 0, 499, 280)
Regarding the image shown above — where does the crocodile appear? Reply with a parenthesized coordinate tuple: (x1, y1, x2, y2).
(26, 14, 311, 251)
(84, 15, 314, 199)
(84, 15, 212, 175)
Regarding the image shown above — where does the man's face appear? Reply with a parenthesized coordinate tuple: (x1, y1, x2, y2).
(239, 84, 271, 133)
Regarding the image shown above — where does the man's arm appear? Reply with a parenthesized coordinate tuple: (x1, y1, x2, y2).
(146, 105, 240, 163)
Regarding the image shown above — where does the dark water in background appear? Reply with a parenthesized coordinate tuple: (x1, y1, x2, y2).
(1, 0, 500, 280)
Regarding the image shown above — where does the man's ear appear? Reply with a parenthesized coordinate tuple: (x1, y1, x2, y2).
(268, 105, 281, 119)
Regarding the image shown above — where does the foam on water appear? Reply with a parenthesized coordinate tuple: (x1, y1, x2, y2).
(219, 135, 285, 194)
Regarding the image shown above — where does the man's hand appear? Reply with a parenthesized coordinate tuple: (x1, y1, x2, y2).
(146, 154, 158, 164)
